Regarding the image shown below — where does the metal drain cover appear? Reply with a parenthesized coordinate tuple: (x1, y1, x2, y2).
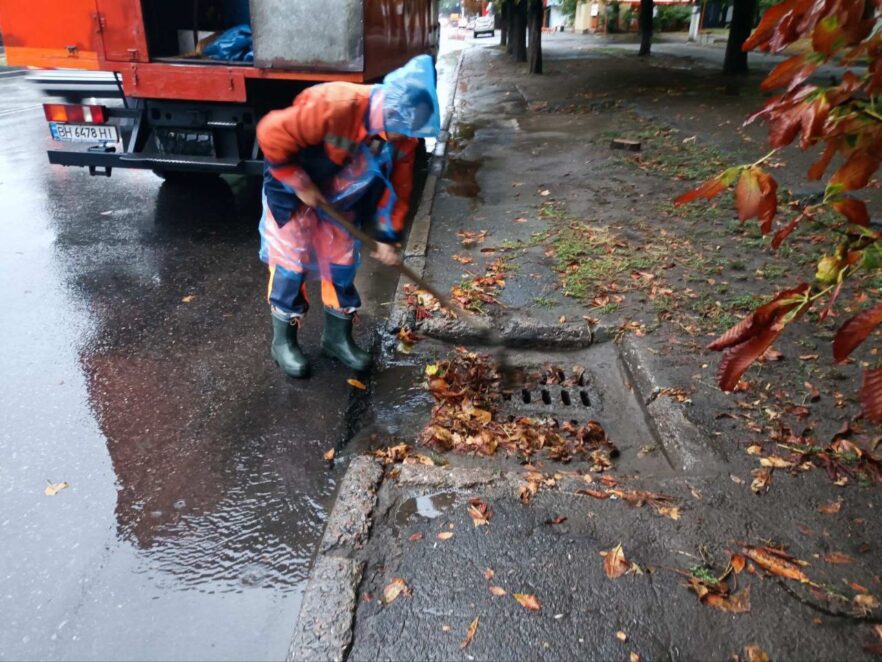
(500, 372, 600, 423)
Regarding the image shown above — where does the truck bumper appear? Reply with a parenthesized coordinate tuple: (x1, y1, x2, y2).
(47, 148, 264, 177)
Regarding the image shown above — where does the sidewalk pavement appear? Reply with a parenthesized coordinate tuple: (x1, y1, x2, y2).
(300, 36, 882, 661)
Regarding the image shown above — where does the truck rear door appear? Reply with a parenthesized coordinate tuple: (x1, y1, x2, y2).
(0, 0, 101, 70)
(94, 0, 149, 63)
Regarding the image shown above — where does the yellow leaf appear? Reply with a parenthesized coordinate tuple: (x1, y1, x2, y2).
(616, 631, 628, 642)
(656, 506, 681, 520)
(44, 481, 69, 496)
(437, 531, 454, 540)
(425, 363, 440, 376)
(513, 593, 541, 611)
(347, 378, 367, 390)
(461, 616, 479, 650)
(489, 586, 507, 596)
(382, 577, 410, 604)
(323, 448, 335, 462)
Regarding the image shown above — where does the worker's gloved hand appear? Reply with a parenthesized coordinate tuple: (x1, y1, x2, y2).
(371, 242, 401, 266)
(295, 180, 328, 209)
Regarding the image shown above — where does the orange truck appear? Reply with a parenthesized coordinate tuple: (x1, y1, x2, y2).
(0, 0, 439, 178)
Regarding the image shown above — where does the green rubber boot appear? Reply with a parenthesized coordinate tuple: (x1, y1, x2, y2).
(271, 315, 310, 378)
(320, 309, 371, 371)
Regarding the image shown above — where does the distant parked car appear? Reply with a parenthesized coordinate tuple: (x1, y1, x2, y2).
(473, 15, 495, 37)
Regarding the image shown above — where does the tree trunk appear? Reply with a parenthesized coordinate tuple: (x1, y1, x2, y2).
(638, 0, 653, 56)
(513, 0, 528, 62)
(528, 0, 543, 74)
(501, 0, 510, 47)
(723, 0, 756, 74)
(506, 1, 515, 54)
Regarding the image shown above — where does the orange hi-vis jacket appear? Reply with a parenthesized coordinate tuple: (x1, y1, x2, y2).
(257, 82, 418, 242)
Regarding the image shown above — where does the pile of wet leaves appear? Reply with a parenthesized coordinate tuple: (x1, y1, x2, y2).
(419, 348, 618, 467)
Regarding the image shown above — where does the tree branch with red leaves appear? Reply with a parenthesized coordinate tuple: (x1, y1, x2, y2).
(676, 0, 882, 419)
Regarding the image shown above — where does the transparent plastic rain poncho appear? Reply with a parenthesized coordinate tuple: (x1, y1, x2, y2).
(259, 55, 440, 281)
(380, 54, 441, 139)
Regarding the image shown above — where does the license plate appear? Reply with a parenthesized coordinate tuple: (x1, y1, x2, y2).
(49, 122, 119, 143)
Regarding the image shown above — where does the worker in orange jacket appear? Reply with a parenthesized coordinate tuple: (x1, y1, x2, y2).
(257, 55, 439, 378)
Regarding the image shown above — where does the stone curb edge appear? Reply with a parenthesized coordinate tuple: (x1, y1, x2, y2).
(388, 48, 467, 332)
(287, 456, 383, 662)
(617, 334, 727, 474)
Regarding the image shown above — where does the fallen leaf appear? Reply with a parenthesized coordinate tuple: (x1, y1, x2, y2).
(484, 568, 495, 580)
(817, 498, 842, 514)
(546, 516, 568, 525)
(437, 531, 454, 541)
(616, 630, 628, 642)
(489, 586, 507, 596)
(181, 295, 196, 303)
(44, 481, 69, 497)
(382, 577, 411, 604)
(323, 448, 335, 462)
(461, 616, 479, 650)
(744, 644, 770, 662)
(750, 468, 772, 494)
(513, 216, 528, 223)
(630, 653, 641, 662)
(408, 532, 424, 542)
(441, 624, 453, 633)
(539, 189, 551, 196)
(452, 254, 474, 264)
(760, 456, 794, 468)
(467, 498, 492, 527)
(854, 593, 880, 612)
(702, 587, 751, 613)
(731, 553, 747, 574)
(821, 552, 854, 564)
(362, 591, 372, 602)
(742, 545, 810, 583)
(513, 593, 541, 611)
(347, 378, 367, 390)
(603, 544, 631, 579)
(656, 505, 681, 520)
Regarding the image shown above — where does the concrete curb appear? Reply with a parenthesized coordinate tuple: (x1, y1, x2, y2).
(388, 49, 467, 333)
(617, 334, 727, 473)
(287, 456, 383, 662)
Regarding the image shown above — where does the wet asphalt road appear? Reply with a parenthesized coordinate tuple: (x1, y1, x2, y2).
(0, 74, 405, 659)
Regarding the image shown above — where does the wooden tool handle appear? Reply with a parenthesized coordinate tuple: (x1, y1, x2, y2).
(317, 201, 478, 324)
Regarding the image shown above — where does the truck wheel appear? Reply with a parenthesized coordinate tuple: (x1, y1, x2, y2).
(152, 170, 220, 185)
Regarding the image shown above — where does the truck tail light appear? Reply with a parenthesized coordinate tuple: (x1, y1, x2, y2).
(43, 103, 107, 124)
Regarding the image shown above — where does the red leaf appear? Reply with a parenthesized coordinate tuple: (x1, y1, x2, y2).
(734, 168, 778, 231)
(743, 0, 803, 52)
(761, 54, 817, 91)
(832, 302, 882, 362)
(832, 197, 870, 226)
(861, 367, 882, 423)
(675, 177, 727, 205)
(717, 324, 786, 392)
(772, 213, 806, 249)
(831, 152, 880, 191)
(808, 141, 839, 181)
(708, 284, 810, 351)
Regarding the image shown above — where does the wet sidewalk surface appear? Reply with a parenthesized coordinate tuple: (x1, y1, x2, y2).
(339, 34, 882, 661)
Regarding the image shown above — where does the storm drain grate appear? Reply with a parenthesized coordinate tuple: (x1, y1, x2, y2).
(499, 365, 600, 423)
